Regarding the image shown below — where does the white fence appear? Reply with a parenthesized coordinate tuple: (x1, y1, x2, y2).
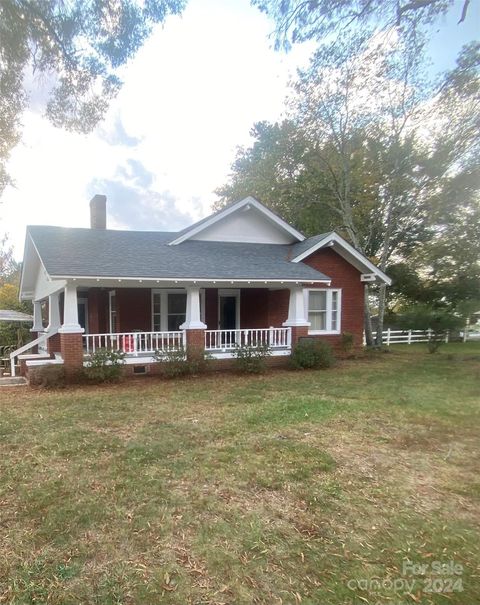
(83, 331, 186, 356)
(205, 327, 291, 351)
(371, 329, 450, 346)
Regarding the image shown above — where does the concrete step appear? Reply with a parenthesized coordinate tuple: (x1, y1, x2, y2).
(0, 376, 28, 387)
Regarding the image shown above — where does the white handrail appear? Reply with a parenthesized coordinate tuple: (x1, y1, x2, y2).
(205, 327, 291, 351)
(9, 330, 55, 377)
(83, 331, 185, 356)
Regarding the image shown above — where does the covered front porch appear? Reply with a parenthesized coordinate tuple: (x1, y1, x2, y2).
(81, 283, 300, 360)
(13, 280, 314, 375)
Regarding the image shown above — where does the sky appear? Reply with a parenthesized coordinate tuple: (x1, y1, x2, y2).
(1, 0, 478, 259)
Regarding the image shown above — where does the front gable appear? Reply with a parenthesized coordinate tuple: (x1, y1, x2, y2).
(169, 197, 305, 245)
(292, 232, 392, 285)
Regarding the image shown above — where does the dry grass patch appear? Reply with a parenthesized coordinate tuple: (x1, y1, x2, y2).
(0, 343, 479, 604)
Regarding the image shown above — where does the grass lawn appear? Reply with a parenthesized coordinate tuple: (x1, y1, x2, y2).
(1, 343, 479, 604)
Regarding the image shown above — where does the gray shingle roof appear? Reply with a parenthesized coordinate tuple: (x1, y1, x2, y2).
(291, 233, 332, 258)
(28, 226, 330, 282)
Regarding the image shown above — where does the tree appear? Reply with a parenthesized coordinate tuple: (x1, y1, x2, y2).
(0, 235, 32, 348)
(252, 0, 473, 51)
(291, 31, 439, 344)
(0, 234, 16, 282)
(0, 0, 186, 194)
(399, 304, 463, 353)
(214, 120, 338, 236)
(216, 32, 479, 345)
(407, 43, 480, 313)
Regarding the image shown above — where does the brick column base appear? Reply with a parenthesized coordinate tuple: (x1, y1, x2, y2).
(290, 325, 310, 347)
(184, 329, 206, 360)
(60, 332, 84, 379)
(47, 332, 62, 356)
(29, 331, 40, 354)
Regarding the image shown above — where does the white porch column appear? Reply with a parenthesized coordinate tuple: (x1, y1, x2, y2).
(31, 300, 44, 332)
(180, 287, 206, 330)
(46, 291, 61, 332)
(282, 286, 310, 327)
(58, 284, 84, 333)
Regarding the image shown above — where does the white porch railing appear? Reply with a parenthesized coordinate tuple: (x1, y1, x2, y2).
(83, 331, 186, 356)
(9, 330, 54, 377)
(205, 327, 291, 351)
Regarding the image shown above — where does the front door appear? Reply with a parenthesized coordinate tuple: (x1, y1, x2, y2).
(219, 295, 237, 330)
(218, 289, 240, 331)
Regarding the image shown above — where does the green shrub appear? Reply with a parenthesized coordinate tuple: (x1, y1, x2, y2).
(154, 347, 189, 378)
(29, 364, 66, 388)
(290, 338, 335, 370)
(233, 344, 271, 374)
(340, 332, 355, 355)
(154, 346, 211, 378)
(83, 348, 125, 383)
(399, 304, 464, 353)
(186, 346, 212, 375)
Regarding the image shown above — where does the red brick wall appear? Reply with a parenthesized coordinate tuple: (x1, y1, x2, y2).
(268, 289, 290, 327)
(302, 247, 364, 348)
(245, 250, 364, 349)
(60, 332, 84, 377)
(240, 289, 269, 328)
(47, 332, 61, 355)
(116, 288, 152, 332)
(205, 288, 218, 330)
(87, 289, 109, 334)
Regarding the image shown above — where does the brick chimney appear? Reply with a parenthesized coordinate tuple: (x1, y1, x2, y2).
(90, 194, 107, 229)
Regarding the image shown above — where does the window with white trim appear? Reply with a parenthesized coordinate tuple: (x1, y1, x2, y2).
(305, 289, 341, 334)
(109, 291, 117, 333)
(152, 289, 205, 331)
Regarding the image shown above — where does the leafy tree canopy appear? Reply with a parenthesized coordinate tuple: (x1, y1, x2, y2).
(0, 0, 186, 194)
(252, 0, 473, 51)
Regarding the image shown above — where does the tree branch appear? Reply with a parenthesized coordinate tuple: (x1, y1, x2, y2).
(458, 0, 471, 23)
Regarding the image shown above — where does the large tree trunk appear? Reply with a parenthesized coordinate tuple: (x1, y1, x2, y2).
(364, 285, 374, 346)
(375, 283, 387, 346)
(374, 192, 394, 347)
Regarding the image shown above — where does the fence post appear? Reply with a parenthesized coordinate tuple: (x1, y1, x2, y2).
(408, 329, 412, 344)
(464, 319, 469, 343)
(386, 328, 391, 346)
(445, 330, 449, 343)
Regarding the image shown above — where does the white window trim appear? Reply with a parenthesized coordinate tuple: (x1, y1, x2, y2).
(304, 288, 342, 335)
(78, 297, 89, 334)
(109, 290, 116, 333)
(152, 289, 205, 331)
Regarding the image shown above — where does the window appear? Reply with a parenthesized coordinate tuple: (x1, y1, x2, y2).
(109, 291, 117, 333)
(305, 289, 341, 334)
(152, 291, 162, 331)
(168, 292, 187, 330)
(152, 290, 188, 331)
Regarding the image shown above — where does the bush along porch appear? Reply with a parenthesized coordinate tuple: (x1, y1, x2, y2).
(14, 195, 390, 382)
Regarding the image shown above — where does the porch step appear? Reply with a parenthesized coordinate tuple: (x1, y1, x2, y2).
(0, 376, 28, 387)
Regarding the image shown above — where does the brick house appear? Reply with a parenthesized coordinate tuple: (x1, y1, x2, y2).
(14, 195, 390, 378)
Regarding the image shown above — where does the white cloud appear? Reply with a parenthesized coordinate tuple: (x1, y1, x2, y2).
(1, 0, 314, 258)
